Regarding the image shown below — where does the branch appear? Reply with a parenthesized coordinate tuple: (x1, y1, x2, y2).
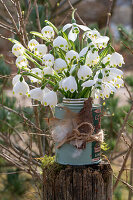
(111, 149, 128, 161)
(0, 104, 43, 133)
(121, 41, 133, 54)
(0, 34, 9, 41)
(34, 0, 43, 43)
(0, 24, 16, 34)
(67, 0, 86, 25)
(113, 174, 133, 192)
(33, 104, 43, 156)
(14, 0, 28, 46)
(113, 141, 133, 190)
(104, 0, 114, 35)
(110, 101, 133, 159)
(25, 0, 33, 26)
(0, 20, 15, 30)
(0, 0, 19, 35)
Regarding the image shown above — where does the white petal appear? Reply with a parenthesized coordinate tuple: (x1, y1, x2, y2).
(79, 47, 89, 57)
(28, 39, 39, 51)
(54, 58, 67, 71)
(53, 36, 68, 51)
(12, 74, 23, 85)
(82, 80, 96, 87)
(77, 25, 90, 31)
(43, 91, 57, 107)
(63, 24, 72, 32)
(68, 28, 77, 42)
(62, 76, 77, 92)
(109, 68, 123, 76)
(12, 44, 24, 57)
(43, 66, 54, 75)
(42, 54, 54, 67)
(77, 65, 92, 80)
(41, 26, 55, 39)
(66, 50, 79, 62)
(29, 87, 50, 102)
(13, 81, 29, 95)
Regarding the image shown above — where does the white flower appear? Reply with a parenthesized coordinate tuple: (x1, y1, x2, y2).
(12, 74, 22, 85)
(12, 44, 24, 57)
(42, 54, 54, 67)
(41, 26, 54, 39)
(102, 54, 111, 65)
(91, 81, 117, 99)
(108, 68, 123, 76)
(85, 29, 101, 41)
(85, 50, 100, 66)
(28, 87, 50, 101)
(33, 44, 47, 58)
(66, 50, 79, 63)
(79, 47, 89, 57)
(61, 76, 77, 93)
(53, 36, 68, 51)
(16, 56, 28, 69)
(63, 23, 90, 42)
(28, 39, 39, 51)
(112, 78, 124, 88)
(77, 65, 92, 80)
(70, 64, 76, 74)
(95, 36, 109, 49)
(54, 58, 67, 72)
(13, 81, 29, 95)
(42, 91, 57, 108)
(29, 68, 42, 83)
(42, 66, 54, 75)
(110, 52, 125, 67)
(82, 79, 96, 88)
(84, 30, 109, 49)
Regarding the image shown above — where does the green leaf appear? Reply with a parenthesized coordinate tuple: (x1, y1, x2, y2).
(24, 53, 43, 69)
(45, 20, 58, 34)
(99, 44, 110, 58)
(30, 31, 50, 42)
(8, 38, 21, 45)
(25, 49, 42, 63)
(110, 45, 115, 53)
(22, 72, 42, 80)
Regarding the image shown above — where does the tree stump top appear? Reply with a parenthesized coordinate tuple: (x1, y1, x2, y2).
(43, 161, 113, 200)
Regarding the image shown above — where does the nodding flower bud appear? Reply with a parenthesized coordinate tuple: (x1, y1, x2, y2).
(53, 36, 68, 52)
(61, 76, 77, 93)
(54, 58, 67, 72)
(28, 39, 39, 51)
(42, 54, 54, 67)
(66, 50, 79, 63)
(42, 91, 57, 108)
(13, 81, 29, 96)
(12, 44, 24, 57)
(33, 44, 47, 58)
(41, 26, 55, 39)
(71, 19, 76, 24)
(77, 65, 92, 80)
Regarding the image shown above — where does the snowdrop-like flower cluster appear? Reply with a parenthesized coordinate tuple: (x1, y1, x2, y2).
(10, 12, 125, 108)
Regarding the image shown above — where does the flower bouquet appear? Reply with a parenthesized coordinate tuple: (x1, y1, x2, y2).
(10, 11, 125, 165)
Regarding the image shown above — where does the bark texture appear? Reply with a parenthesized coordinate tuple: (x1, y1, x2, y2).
(43, 162, 113, 200)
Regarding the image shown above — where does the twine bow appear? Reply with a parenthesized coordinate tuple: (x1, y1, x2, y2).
(57, 122, 103, 149)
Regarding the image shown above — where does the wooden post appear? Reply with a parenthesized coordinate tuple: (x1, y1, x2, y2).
(43, 162, 113, 200)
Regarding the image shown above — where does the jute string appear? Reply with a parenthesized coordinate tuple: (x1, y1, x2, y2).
(57, 122, 103, 149)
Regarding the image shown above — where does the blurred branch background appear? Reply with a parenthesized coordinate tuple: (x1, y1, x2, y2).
(0, 0, 133, 199)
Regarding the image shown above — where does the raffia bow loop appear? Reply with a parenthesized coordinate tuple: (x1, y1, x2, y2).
(57, 122, 103, 149)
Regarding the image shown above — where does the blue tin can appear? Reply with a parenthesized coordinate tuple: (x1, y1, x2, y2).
(54, 98, 101, 165)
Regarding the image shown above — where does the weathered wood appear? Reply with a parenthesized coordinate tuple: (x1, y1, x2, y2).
(43, 162, 113, 200)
